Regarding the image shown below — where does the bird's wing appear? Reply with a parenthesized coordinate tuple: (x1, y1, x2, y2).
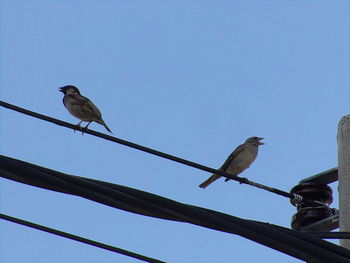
(219, 143, 246, 171)
(71, 94, 102, 119)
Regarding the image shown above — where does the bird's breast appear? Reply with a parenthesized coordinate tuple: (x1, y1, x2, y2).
(227, 148, 258, 173)
(63, 96, 92, 121)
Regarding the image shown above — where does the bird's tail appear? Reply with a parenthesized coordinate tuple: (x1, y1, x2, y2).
(97, 119, 113, 133)
(199, 174, 221, 189)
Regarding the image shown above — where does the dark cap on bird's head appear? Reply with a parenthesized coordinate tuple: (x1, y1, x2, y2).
(245, 136, 265, 146)
(59, 85, 80, 94)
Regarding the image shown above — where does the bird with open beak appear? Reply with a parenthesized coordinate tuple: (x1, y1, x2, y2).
(59, 85, 112, 133)
(199, 136, 264, 189)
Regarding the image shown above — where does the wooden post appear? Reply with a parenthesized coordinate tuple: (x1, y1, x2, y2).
(337, 115, 350, 249)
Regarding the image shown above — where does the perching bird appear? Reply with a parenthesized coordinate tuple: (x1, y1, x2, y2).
(199, 136, 264, 189)
(59, 85, 112, 133)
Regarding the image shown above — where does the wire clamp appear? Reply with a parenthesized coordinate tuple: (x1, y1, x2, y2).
(291, 194, 303, 203)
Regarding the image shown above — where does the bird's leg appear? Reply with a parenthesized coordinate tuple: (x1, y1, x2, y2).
(81, 121, 92, 134)
(84, 122, 92, 129)
(74, 121, 83, 133)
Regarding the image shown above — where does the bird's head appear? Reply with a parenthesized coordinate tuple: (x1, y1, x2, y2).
(245, 136, 265, 146)
(59, 85, 80, 95)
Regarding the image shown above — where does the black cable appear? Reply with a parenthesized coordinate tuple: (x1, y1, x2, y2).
(2, 155, 350, 263)
(0, 101, 305, 203)
(303, 232, 350, 239)
(0, 213, 165, 263)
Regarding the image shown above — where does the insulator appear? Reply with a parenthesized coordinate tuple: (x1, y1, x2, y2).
(290, 182, 333, 230)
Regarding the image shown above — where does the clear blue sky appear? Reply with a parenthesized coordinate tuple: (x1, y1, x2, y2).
(1, 1, 349, 262)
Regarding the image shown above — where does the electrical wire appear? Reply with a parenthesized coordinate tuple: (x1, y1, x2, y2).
(0, 100, 309, 204)
(303, 232, 350, 239)
(0, 213, 165, 263)
(2, 155, 350, 263)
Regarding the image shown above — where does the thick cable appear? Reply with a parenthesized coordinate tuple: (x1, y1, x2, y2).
(303, 232, 350, 239)
(2, 156, 350, 263)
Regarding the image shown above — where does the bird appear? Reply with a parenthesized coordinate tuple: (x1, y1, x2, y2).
(59, 85, 112, 133)
(199, 136, 264, 189)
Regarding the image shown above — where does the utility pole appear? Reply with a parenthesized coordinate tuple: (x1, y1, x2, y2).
(337, 115, 350, 249)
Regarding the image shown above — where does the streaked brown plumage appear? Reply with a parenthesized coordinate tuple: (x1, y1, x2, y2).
(199, 136, 264, 189)
(59, 85, 112, 133)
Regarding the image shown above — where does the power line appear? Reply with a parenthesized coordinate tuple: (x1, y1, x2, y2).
(304, 232, 350, 239)
(2, 155, 350, 263)
(0, 213, 165, 263)
(0, 100, 304, 203)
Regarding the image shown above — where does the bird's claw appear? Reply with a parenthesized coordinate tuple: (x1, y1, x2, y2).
(80, 126, 89, 135)
(73, 124, 85, 134)
(239, 177, 249, 184)
(73, 125, 79, 133)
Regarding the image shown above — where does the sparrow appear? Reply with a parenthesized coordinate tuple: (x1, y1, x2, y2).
(59, 85, 112, 133)
(199, 136, 264, 189)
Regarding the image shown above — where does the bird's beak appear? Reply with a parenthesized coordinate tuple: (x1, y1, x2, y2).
(58, 87, 64, 93)
(258, 137, 265, 145)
